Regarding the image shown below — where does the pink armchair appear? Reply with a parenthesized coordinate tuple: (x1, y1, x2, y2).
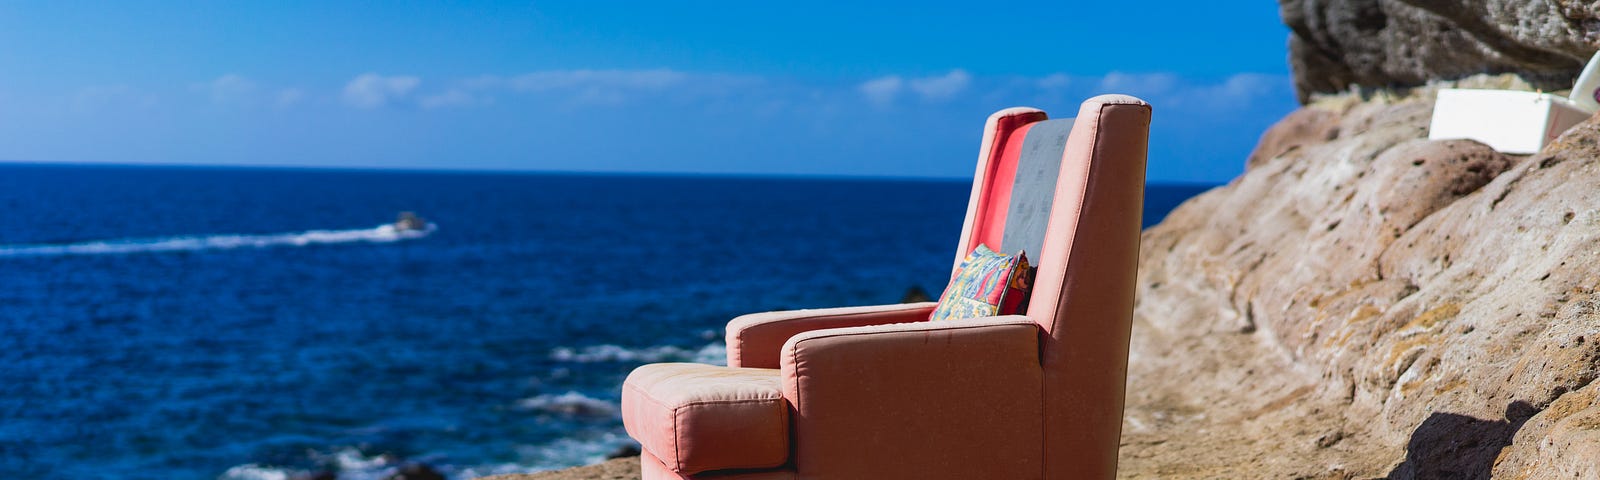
(621, 95, 1152, 479)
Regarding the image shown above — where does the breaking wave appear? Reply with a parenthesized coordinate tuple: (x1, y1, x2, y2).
(0, 223, 434, 258)
(549, 342, 727, 366)
(516, 391, 620, 417)
(217, 434, 637, 480)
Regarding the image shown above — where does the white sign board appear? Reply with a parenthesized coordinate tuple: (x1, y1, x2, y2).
(1428, 89, 1593, 155)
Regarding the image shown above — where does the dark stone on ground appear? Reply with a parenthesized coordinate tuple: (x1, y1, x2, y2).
(386, 463, 445, 480)
(900, 286, 933, 303)
(605, 444, 641, 460)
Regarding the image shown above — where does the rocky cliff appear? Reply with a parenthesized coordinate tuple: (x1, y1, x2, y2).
(1119, 76, 1600, 478)
(1282, 0, 1600, 102)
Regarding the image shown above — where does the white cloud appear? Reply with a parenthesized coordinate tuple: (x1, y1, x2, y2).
(858, 70, 971, 106)
(489, 69, 690, 92)
(342, 73, 421, 108)
(909, 69, 971, 100)
(419, 89, 481, 109)
(71, 85, 156, 112)
(196, 74, 257, 105)
(457, 69, 748, 106)
(858, 76, 903, 105)
(1036, 73, 1072, 90)
(274, 88, 305, 108)
(1213, 73, 1286, 100)
(1096, 72, 1181, 96)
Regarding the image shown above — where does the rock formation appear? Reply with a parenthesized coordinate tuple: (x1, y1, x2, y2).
(1119, 76, 1600, 478)
(1281, 0, 1600, 102)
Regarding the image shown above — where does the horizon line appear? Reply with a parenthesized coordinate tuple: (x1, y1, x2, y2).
(0, 159, 1224, 186)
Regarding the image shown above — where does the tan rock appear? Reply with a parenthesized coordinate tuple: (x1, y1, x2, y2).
(1122, 87, 1600, 478)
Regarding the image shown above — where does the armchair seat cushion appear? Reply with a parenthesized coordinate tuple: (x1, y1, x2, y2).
(622, 363, 790, 475)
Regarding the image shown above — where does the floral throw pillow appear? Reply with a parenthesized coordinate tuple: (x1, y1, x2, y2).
(929, 244, 1035, 321)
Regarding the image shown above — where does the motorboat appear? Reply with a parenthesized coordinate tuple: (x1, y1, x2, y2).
(394, 212, 428, 232)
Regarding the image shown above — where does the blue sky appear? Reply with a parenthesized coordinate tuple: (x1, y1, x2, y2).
(0, 2, 1296, 182)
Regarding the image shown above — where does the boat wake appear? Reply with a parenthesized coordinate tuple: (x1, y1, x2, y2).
(0, 223, 436, 258)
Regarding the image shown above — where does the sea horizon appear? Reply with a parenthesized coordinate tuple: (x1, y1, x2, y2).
(0, 160, 1228, 187)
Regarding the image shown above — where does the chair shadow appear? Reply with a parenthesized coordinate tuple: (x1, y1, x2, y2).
(1385, 401, 1537, 480)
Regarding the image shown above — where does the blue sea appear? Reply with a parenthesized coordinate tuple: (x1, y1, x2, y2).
(0, 164, 1212, 480)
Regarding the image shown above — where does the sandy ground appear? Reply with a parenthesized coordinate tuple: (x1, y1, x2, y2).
(477, 457, 639, 480)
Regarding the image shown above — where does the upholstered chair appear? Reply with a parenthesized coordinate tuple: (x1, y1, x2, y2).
(621, 94, 1152, 479)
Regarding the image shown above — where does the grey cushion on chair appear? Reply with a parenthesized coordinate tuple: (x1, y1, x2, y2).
(999, 118, 1074, 261)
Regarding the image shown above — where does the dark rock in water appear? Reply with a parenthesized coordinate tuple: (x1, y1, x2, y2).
(386, 463, 445, 480)
(900, 286, 933, 303)
(292, 472, 337, 480)
(1279, 0, 1600, 102)
(605, 443, 641, 460)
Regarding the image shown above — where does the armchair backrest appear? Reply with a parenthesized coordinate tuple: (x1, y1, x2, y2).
(955, 95, 1151, 478)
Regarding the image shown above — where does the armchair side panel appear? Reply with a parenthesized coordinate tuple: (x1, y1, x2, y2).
(1027, 95, 1151, 480)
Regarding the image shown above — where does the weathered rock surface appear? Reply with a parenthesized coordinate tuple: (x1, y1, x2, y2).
(1281, 0, 1600, 102)
(1119, 80, 1600, 478)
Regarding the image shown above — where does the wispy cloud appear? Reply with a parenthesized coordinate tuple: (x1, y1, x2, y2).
(455, 69, 758, 107)
(858, 76, 903, 106)
(476, 69, 690, 92)
(1095, 72, 1180, 95)
(8, 69, 1297, 182)
(909, 70, 970, 100)
(274, 88, 305, 108)
(1024, 71, 1291, 109)
(195, 74, 256, 105)
(342, 73, 421, 109)
(859, 70, 972, 106)
(71, 85, 157, 112)
(189, 75, 306, 110)
(419, 89, 481, 109)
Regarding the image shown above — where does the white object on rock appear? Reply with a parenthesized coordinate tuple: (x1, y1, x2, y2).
(1569, 50, 1600, 113)
(1427, 89, 1593, 154)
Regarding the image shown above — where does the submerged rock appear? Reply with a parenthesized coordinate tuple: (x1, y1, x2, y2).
(900, 285, 933, 303)
(604, 444, 641, 460)
(385, 463, 445, 480)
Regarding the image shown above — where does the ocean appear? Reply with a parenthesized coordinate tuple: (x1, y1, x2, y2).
(0, 164, 1213, 479)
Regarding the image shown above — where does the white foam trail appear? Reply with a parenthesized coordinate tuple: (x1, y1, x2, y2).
(217, 464, 292, 480)
(217, 434, 643, 480)
(508, 431, 635, 472)
(516, 391, 621, 417)
(0, 223, 435, 258)
(549, 342, 726, 366)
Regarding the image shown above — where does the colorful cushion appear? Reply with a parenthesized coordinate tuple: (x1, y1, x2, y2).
(929, 244, 1035, 321)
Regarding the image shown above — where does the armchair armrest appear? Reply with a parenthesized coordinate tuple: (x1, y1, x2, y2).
(725, 302, 936, 369)
(777, 316, 1044, 478)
